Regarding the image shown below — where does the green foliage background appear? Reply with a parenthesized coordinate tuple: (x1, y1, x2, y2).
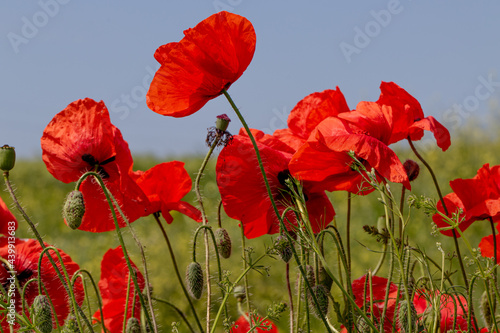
(3, 121, 500, 332)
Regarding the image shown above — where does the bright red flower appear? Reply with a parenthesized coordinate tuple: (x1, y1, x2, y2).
(0, 195, 17, 236)
(147, 11, 256, 117)
(93, 246, 145, 333)
(479, 223, 500, 263)
(0, 237, 84, 330)
(273, 88, 350, 151)
(132, 161, 202, 223)
(230, 314, 278, 332)
(433, 164, 500, 237)
(216, 130, 335, 239)
(290, 101, 410, 194)
(41, 98, 150, 232)
(376, 81, 451, 151)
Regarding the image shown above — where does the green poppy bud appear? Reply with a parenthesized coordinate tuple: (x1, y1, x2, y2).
(126, 317, 141, 333)
(0, 145, 16, 172)
(33, 295, 53, 333)
(233, 285, 246, 303)
(61, 315, 80, 333)
(397, 299, 417, 333)
(308, 285, 329, 318)
(480, 291, 495, 329)
(63, 190, 85, 229)
(274, 234, 293, 263)
(186, 262, 204, 299)
(214, 228, 232, 259)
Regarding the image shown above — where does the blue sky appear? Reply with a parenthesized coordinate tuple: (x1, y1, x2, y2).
(1, 1, 500, 158)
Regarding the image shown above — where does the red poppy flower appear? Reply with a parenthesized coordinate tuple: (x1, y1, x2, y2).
(433, 164, 500, 237)
(478, 223, 500, 262)
(376, 81, 451, 151)
(273, 87, 351, 151)
(216, 130, 335, 239)
(0, 195, 17, 236)
(41, 98, 150, 232)
(290, 102, 410, 194)
(93, 246, 145, 333)
(147, 11, 256, 117)
(132, 161, 202, 223)
(0, 237, 84, 330)
(230, 314, 278, 332)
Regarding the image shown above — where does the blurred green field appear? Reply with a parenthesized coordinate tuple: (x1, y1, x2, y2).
(3, 122, 500, 332)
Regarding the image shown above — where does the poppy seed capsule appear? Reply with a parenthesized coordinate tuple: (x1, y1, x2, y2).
(274, 234, 293, 263)
(186, 262, 204, 299)
(0, 145, 16, 172)
(61, 315, 79, 333)
(63, 190, 85, 229)
(33, 295, 53, 333)
(215, 114, 231, 132)
(403, 159, 420, 182)
(214, 228, 232, 259)
(126, 317, 141, 333)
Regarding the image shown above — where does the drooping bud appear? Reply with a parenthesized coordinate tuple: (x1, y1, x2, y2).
(214, 228, 232, 259)
(403, 159, 420, 182)
(63, 190, 85, 229)
(274, 234, 293, 263)
(33, 295, 53, 333)
(186, 262, 204, 299)
(0, 145, 16, 172)
(233, 285, 246, 303)
(308, 285, 329, 318)
(61, 315, 80, 333)
(126, 317, 141, 333)
(397, 299, 417, 333)
(215, 114, 231, 132)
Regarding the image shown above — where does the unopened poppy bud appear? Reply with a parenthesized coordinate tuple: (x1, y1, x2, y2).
(126, 317, 141, 333)
(215, 114, 231, 132)
(214, 228, 232, 259)
(274, 234, 293, 263)
(61, 315, 79, 333)
(233, 285, 246, 303)
(33, 295, 53, 333)
(186, 261, 204, 299)
(0, 145, 16, 172)
(480, 291, 495, 328)
(63, 190, 85, 229)
(308, 285, 329, 318)
(317, 265, 333, 291)
(403, 159, 420, 182)
(355, 316, 370, 333)
(397, 299, 417, 333)
(297, 265, 315, 300)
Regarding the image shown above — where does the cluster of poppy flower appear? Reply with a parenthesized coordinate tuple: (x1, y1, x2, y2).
(1, 8, 499, 332)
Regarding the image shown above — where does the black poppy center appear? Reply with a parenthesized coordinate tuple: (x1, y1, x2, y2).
(81, 154, 116, 178)
(277, 169, 291, 187)
(1, 264, 34, 291)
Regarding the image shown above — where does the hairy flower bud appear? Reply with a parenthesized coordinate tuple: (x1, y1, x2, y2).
(403, 159, 420, 182)
(397, 299, 417, 333)
(33, 295, 53, 333)
(274, 234, 293, 263)
(215, 114, 231, 132)
(480, 291, 495, 328)
(126, 317, 141, 333)
(63, 190, 85, 229)
(233, 285, 246, 303)
(186, 261, 204, 299)
(297, 265, 315, 300)
(308, 285, 329, 318)
(0, 145, 16, 172)
(214, 228, 232, 259)
(61, 315, 80, 333)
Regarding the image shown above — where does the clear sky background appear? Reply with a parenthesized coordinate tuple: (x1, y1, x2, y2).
(1, 1, 500, 158)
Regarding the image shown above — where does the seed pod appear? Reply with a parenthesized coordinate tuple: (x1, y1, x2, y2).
(126, 317, 141, 333)
(274, 234, 293, 263)
(186, 261, 204, 299)
(61, 315, 80, 333)
(0, 145, 16, 172)
(63, 190, 85, 229)
(214, 228, 232, 259)
(397, 299, 417, 333)
(308, 285, 329, 318)
(33, 295, 53, 333)
(215, 114, 231, 132)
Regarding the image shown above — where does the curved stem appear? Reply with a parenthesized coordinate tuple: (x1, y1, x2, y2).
(153, 214, 204, 332)
(153, 296, 197, 333)
(407, 138, 469, 291)
(286, 262, 294, 333)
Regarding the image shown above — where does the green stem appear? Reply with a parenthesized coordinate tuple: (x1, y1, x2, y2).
(153, 214, 204, 332)
(240, 224, 252, 321)
(286, 262, 294, 333)
(153, 297, 197, 333)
